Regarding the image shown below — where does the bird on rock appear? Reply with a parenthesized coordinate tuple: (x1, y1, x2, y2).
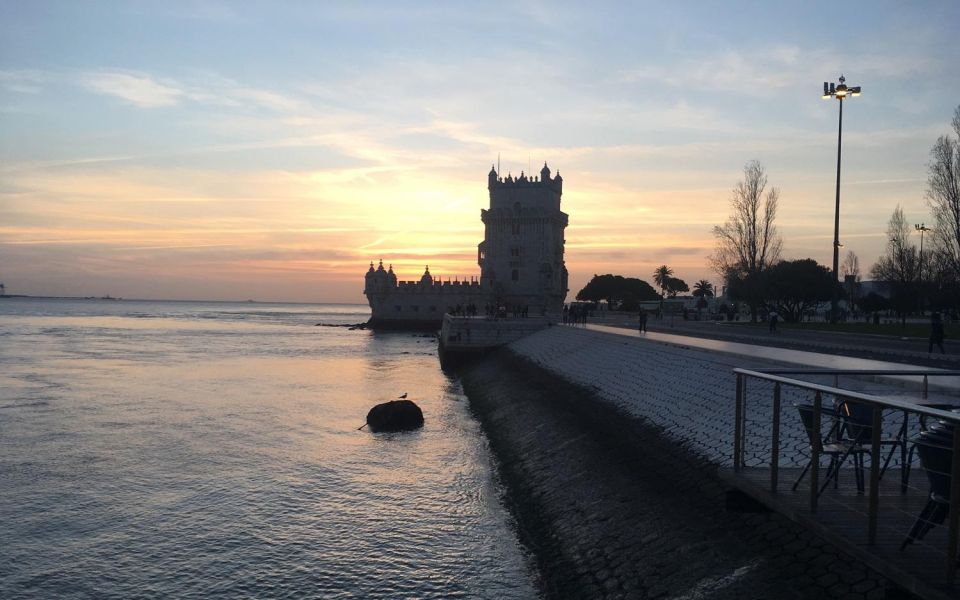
(398, 392, 408, 399)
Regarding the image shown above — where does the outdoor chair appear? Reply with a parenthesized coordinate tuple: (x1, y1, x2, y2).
(902, 403, 959, 486)
(900, 424, 954, 550)
(837, 400, 906, 487)
(793, 404, 870, 496)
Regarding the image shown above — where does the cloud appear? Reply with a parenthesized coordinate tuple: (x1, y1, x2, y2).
(78, 70, 307, 113)
(0, 70, 46, 94)
(81, 72, 185, 107)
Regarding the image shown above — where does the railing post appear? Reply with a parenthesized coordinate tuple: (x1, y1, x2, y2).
(811, 391, 822, 514)
(740, 377, 747, 469)
(947, 429, 960, 583)
(734, 373, 743, 472)
(923, 374, 928, 400)
(771, 382, 781, 493)
(868, 405, 882, 545)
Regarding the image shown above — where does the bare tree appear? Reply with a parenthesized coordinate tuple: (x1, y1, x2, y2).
(711, 160, 783, 321)
(841, 250, 862, 310)
(870, 206, 919, 324)
(841, 250, 861, 281)
(927, 105, 960, 278)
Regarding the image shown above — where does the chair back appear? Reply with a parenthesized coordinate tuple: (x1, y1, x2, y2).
(796, 404, 818, 447)
(841, 400, 874, 443)
(915, 428, 954, 500)
(796, 403, 843, 446)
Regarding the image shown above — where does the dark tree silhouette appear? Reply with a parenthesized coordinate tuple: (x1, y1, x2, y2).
(841, 250, 862, 310)
(576, 274, 659, 311)
(711, 161, 783, 322)
(692, 280, 714, 315)
(858, 292, 889, 316)
(664, 276, 689, 298)
(927, 105, 960, 280)
(762, 259, 834, 322)
(652, 265, 673, 299)
(870, 206, 919, 325)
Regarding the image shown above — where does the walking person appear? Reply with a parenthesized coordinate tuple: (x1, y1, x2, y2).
(929, 312, 946, 354)
(638, 310, 648, 333)
(768, 310, 779, 333)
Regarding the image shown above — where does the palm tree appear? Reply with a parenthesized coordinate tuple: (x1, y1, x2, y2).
(692, 280, 714, 317)
(652, 265, 673, 298)
(692, 280, 714, 300)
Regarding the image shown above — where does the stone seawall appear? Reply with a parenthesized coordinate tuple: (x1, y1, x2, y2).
(460, 330, 897, 599)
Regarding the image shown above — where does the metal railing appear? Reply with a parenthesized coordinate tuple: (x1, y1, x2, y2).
(732, 368, 960, 583)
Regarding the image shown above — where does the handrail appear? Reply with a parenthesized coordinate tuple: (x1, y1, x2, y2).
(745, 368, 960, 376)
(732, 366, 960, 584)
(733, 368, 960, 424)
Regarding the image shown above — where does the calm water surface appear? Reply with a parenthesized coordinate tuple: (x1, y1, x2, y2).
(0, 298, 537, 599)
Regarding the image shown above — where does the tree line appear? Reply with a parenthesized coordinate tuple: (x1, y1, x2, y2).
(575, 105, 960, 324)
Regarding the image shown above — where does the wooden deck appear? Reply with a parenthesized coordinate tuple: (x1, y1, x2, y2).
(719, 466, 958, 600)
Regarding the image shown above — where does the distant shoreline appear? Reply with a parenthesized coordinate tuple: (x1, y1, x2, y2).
(0, 295, 367, 306)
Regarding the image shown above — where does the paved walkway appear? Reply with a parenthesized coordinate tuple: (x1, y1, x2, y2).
(586, 324, 960, 392)
(589, 313, 960, 369)
(510, 326, 960, 469)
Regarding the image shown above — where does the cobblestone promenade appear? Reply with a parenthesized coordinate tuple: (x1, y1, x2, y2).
(510, 325, 936, 471)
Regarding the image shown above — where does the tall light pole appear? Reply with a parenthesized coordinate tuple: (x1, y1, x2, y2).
(916, 223, 931, 313)
(823, 75, 861, 323)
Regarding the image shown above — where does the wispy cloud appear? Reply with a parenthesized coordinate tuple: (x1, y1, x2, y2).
(0, 70, 46, 94)
(81, 72, 184, 107)
(78, 70, 307, 113)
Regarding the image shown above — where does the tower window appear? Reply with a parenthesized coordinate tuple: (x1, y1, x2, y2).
(510, 246, 520, 258)
(512, 269, 519, 281)
(512, 223, 521, 235)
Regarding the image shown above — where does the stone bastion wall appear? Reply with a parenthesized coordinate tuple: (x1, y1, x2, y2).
(459, 326, 903, 599)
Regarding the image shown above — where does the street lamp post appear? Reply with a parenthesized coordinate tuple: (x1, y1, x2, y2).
(916, 223, 931, 313)
(823, 75, 861, 324)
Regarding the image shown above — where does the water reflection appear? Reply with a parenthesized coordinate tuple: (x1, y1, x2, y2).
(0, 299, 536, 599)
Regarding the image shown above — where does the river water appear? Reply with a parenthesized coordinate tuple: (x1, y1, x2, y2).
(0, 298, 537, 599)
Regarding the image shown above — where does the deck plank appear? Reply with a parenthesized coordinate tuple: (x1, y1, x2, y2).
(719, 466, 958, 600)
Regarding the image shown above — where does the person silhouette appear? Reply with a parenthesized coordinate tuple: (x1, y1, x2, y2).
(929, 312, 946, 354)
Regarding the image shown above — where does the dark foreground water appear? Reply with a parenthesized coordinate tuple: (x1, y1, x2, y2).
(0, 298, 537, 599)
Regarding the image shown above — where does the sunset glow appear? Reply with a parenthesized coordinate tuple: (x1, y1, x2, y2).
(2, 2, 959, 302)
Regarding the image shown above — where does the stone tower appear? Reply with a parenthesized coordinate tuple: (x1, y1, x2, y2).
(478, 163, 569, 314)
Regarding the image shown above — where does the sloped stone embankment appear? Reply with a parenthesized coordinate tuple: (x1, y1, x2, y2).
(461, 334, 896, 599)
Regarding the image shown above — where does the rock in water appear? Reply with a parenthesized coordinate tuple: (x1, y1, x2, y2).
(365, 399, 424, 432)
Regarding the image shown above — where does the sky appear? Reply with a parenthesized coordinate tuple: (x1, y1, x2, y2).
(2, 1, 959, 303)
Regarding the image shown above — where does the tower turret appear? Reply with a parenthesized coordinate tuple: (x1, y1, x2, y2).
(387, 264, 397, 287)
(419, 265, 433, 286)
(364, 261, 376, 293)
(540, 162, 551, 181)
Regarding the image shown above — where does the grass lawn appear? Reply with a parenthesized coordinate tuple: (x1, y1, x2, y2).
(729, 320, 959, 339)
